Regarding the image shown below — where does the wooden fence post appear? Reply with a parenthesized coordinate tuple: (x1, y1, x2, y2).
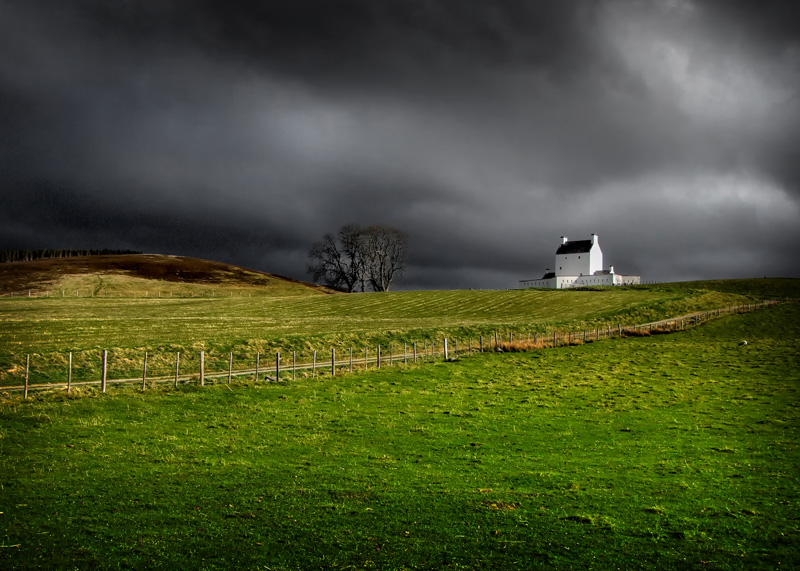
(200, 351, 205, 386)
(228, 352, 233, 384)
(254, 352, 259, 383)
(413, 342, 417, 363)
(377, 346, 381, 369)
(101, 350, 107, 393)
(331, 348, 335, 377)
(141, 352, 148, 390)
(67, 352, 72, 394)
(365, 348, 368, 370)
(444, 338, 449, 360)
(494, 331, 498, 348)
(293, 351, 296, 381)
(553, 331, 557, 347)
(618, 323, 622, 337)
(24, 354, 29, 399)
(454, 338, 458, 358)
(175, 352, 180, 388)
(350, 348, 353, 373)
(389, 344, 393, 366)
(276, 352, 280, 383)
(404, 343, 408, 365)
(312, 350, 317, 377)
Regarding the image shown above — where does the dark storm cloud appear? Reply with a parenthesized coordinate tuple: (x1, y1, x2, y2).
(75, 1, 596, 79)
(1, 0, 799, 289)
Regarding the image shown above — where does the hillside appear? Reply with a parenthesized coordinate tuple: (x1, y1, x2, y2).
(1, 301, 798, 569)
(0, 254, 335, 297)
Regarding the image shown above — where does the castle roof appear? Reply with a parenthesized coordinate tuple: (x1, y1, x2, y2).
(555, 239, 593, 255)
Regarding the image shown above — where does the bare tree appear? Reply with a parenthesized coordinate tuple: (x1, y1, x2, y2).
(307, 224, 365, 292)
(307, 224, 407, 292)
(361, 225, 408, 292)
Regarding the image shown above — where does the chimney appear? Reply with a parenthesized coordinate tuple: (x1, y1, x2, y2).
(561, 236, 568, 245)
(591, 233, 598, 245)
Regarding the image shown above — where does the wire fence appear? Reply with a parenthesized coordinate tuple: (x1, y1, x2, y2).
(4, 301, 783, 397)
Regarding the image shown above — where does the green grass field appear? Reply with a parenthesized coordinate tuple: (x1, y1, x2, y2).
(1, 299, 798, 569)
(3, 279, 796, 388)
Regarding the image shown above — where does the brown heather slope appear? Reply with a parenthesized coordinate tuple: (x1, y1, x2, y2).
(0, 254, 336, 296)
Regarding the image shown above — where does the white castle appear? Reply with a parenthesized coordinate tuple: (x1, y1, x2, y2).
(519, 234, 640, 289)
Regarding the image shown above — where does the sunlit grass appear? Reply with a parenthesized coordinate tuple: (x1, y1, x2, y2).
(1, 303, 798, 569)
(2, 280, 786, 387)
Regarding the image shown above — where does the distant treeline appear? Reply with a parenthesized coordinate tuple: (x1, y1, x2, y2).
(0, 249, 142, 263)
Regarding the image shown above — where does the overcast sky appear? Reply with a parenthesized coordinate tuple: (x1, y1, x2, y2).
(1, 0, 799, 289)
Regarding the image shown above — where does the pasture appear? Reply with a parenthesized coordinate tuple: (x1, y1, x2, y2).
(1, 298, 798, 569)
(0, 279, 789, 388)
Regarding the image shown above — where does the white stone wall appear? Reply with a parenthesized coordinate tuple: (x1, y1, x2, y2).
(588, 238, 603, 275)
(555, 252, 590, 277)
(519, 277, 556, 288)
(520, 272, 640, 289)
(612, 274, 641, 286)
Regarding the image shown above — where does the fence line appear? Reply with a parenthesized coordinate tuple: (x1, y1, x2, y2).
(3, 301, 783, 395)
(1, 289, 269, 299)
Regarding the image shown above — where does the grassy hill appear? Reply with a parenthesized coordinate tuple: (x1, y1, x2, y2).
(0, 253, 335, 297)
(1, 262, 798, 568)
(1, 274, 797, 389)
(1, 300, 798, 569)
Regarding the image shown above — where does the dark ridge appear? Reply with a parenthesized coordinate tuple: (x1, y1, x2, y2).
(0, 254, 336, 295)
(0, 249, 141, 263)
